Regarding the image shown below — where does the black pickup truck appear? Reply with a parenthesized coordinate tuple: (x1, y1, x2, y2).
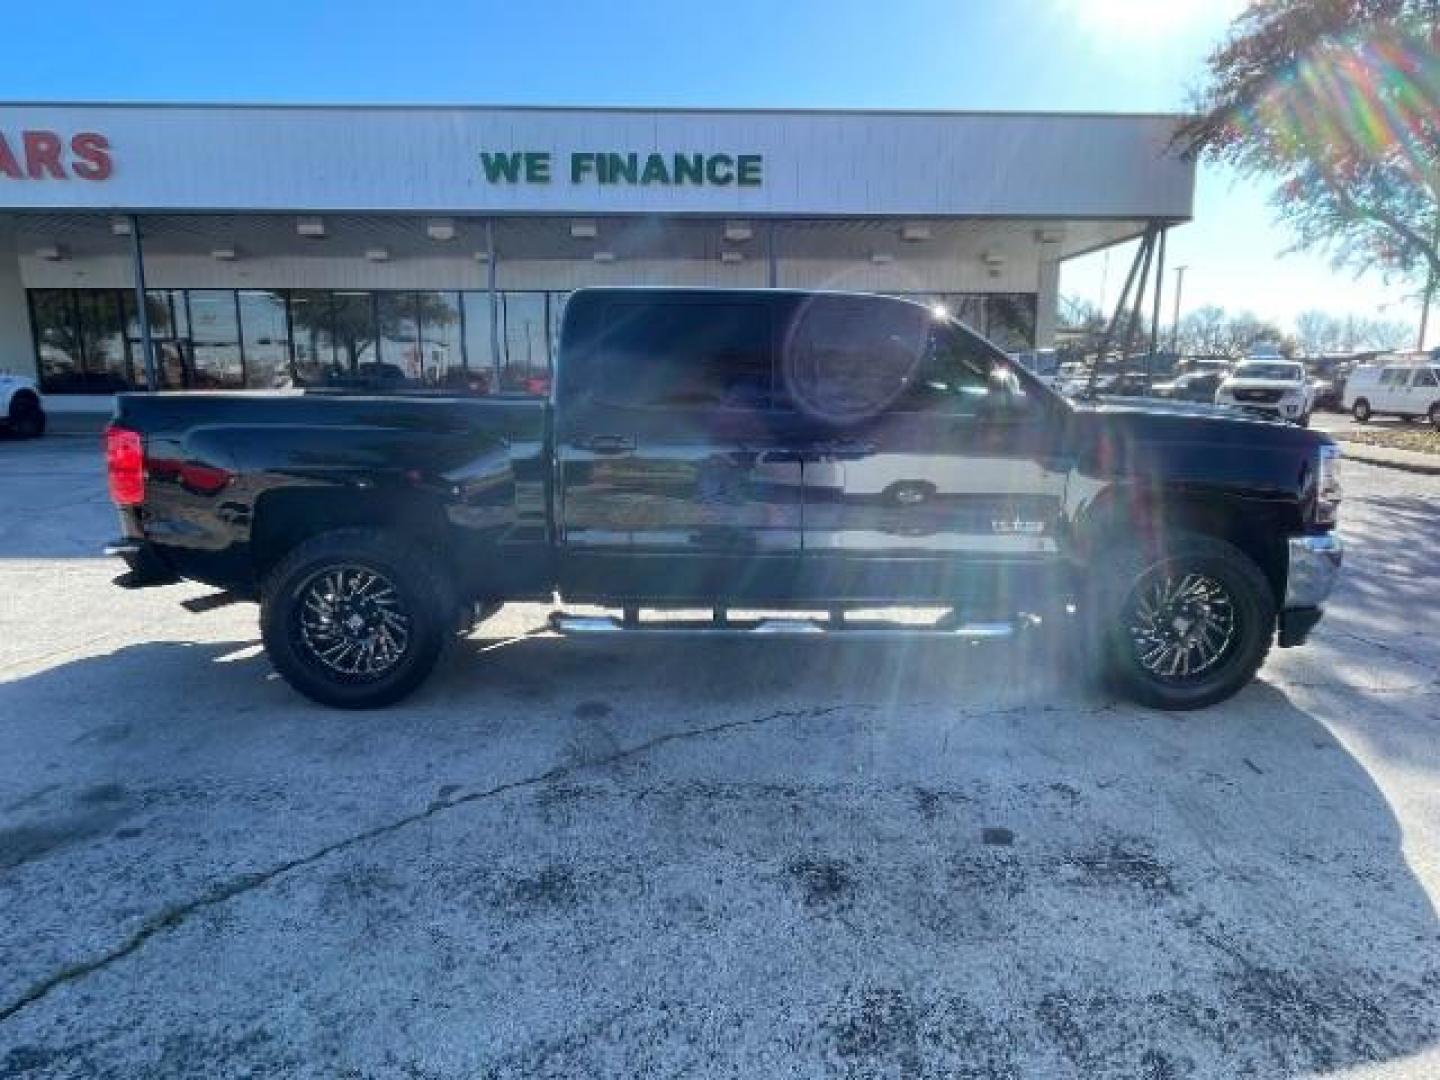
(104, 288, 1343, 710)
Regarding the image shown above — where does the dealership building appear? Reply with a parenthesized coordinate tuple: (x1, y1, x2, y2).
(0, 104, 1194, 406)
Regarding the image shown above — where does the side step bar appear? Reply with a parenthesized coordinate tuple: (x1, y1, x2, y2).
(548, 612, 1019, 640)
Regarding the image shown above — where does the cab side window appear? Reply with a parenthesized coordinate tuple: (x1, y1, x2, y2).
(598, 301, 771, 409)
(1412, 369, 1439, 388)
(894, 323, 1003, 416)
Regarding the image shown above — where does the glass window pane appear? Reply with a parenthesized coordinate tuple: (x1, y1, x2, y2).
(600, 300, 771, 409)
(984, 293, 1037, 351)
(896, 323, 1000, 415)
(331, 291, 377, 375)
(288, 291, 335, 385)
(461, 291, 495, 391)
(123, 290, 188, 388)
(77, 291, 132, 391)
(188, 289, 243, 389)
(417, 291, 464, 389)
(376, 291, 420, 383)
(31, 290, 83, 393)
(548, 291, 570, 364)
(239, 290, 291, 389)
(498, 292, 551, 395)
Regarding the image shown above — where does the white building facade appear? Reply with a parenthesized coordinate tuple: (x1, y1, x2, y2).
(0, 104, 1194, 401)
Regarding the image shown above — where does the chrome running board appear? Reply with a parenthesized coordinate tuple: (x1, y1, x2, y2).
(547, 612, 1018, 640)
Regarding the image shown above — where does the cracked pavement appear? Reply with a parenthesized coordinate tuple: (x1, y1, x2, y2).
(2, 437, 1440, 1077)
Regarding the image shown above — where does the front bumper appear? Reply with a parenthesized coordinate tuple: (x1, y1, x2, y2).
(1223, 399, 1308, 422)
(1278, 533, 1342, 647)
(1285, 533, 1343, 609)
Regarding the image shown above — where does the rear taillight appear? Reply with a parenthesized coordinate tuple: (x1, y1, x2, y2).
(105, 424, 145, 507)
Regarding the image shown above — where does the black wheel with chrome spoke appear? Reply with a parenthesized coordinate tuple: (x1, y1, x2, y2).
(295, 565, 414, 681)
(1091, 531, 1274, 710)
(1126, 570, 1238, 683)
(261, 528, 451, 708)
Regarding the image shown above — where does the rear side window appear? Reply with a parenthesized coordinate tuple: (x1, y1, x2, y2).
(597, 301, 771, 408)
(1379, 368, 1407, 386)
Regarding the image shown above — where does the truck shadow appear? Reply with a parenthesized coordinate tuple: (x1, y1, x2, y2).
(0, 635, 1437, 1076)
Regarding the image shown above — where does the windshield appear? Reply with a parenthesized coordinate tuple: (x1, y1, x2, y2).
(1233, 362, 1303, 381)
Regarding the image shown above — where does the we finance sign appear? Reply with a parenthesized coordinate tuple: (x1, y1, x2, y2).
(481, 150, 763, 188)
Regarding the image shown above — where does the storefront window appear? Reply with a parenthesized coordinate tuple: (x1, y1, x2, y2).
(188, 289, 243, 389)
(31, 291, 84, 393)
(498, 291, 550, 395)
(77, 291, 131, 391)
(376, 292, 420, 382)
(330, 291, 377, 376)
(461, 291, 495, 391)
(238, 290, 290, 389)
(124, 289, 189, 389)
(417, 291, 463, 388)
(289, 291, 336, 385)
(984, 294, 1037, 351)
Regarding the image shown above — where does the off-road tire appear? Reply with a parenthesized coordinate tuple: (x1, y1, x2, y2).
(1087, 531, 1275, 710)
(260, 528, 452, 708)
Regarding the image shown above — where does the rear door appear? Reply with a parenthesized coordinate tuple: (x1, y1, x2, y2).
(1375, 367, 1408, 412)
(554, 293, 804, 601)
(785, 295, 1071, 604)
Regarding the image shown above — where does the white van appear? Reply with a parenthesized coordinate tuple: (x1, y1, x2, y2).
(1344, 363, 1440, 424)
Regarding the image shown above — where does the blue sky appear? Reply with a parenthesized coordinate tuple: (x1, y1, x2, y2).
(3, 0, 1421, 341)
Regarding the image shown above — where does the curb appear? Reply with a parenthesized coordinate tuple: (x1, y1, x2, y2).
(1333, 438, 1440, 476)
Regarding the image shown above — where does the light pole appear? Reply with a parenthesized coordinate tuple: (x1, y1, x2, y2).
(1170, 265, 1188, 355)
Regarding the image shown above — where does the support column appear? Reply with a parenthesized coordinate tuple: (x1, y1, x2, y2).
(486, 221, 500, 381)
(0, 231, 35, 382)
(1034, 255, 1060, 349)
(129, 214, 157, 391)
(766, 221, 778, 288)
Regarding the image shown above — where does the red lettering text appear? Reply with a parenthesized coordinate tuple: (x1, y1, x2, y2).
(0, 133, 20, 179)
(70, 132, 111, 181)
(22, 131, 65, 179)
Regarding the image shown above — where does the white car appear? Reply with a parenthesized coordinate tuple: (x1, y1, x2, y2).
(1214, 359, 1315, 426)
(1343, 363, 1440, 424)
(0, 372, 46, 439)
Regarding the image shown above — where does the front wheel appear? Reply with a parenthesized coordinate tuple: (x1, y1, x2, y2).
(260, 528, 452, 708)
(1090, 532, 1275, 710)
(1429, 402, 1440, 427)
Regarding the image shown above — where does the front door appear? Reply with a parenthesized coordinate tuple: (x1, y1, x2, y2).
(783, 296, 1070, 608)
(555, 292, 804, 602)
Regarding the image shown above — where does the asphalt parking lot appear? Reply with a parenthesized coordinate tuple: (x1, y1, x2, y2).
(2, 435, 1440, 1078)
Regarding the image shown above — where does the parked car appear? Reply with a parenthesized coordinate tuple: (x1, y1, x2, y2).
(1151, 371, 1226, 403)
(104, 288, 1343, 712)
(1215, 360, 1316, 425)
(0, 372, 46, 438)
(1343, 363, 1440, 424)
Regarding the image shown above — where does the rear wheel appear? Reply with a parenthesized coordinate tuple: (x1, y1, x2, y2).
(1352, 398, 1372, 422)
(260, 528, 452, 708)
(1089, 532, 1274, 710)
(7, 392, 45, 439)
